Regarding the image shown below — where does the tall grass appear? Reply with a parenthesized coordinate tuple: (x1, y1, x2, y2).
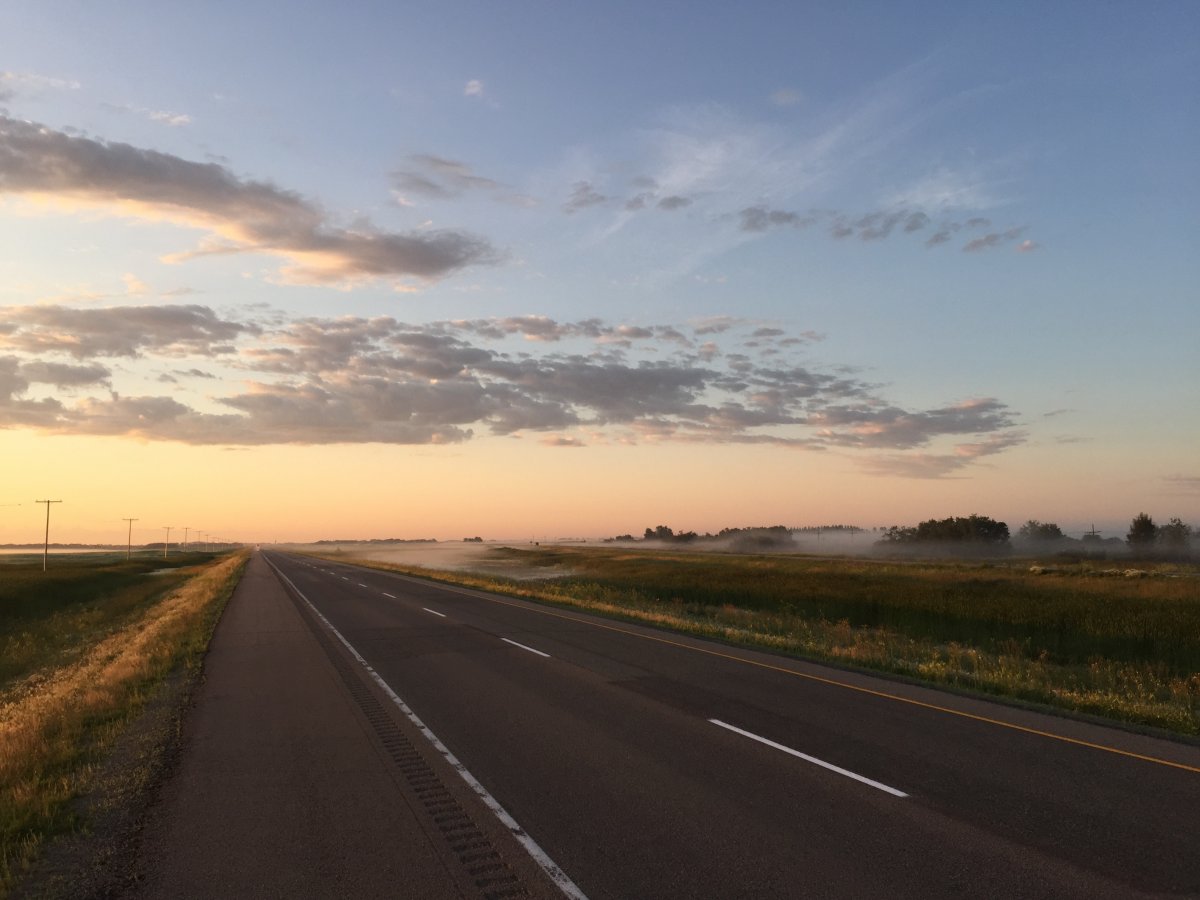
(323, 546, 1200, 736)
(0, 554, 213, 692)
(0, 552, 248, 895)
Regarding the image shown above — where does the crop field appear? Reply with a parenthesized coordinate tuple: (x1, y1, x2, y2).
(323, 544, 1200, 737)
(0, 552, 248, 895)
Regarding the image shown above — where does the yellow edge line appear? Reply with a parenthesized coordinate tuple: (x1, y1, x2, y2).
(413, 573, 1200, 776)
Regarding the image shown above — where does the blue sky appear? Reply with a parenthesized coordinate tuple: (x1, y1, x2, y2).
(0, 2, 1196, 541)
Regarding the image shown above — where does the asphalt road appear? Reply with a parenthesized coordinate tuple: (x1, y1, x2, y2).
(141, 550, 1200, 898)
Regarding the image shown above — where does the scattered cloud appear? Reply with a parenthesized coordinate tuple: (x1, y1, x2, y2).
(464, 79, 484, 98)
(657, 195, 691, 211)
(0, 305, 1025, 475)
(541, 435, 585, 448)
(861, 432, 1027, 479)
(963, 227, 1025, 253)
(1016, 239, 1040, 253)
(563, 180, 607, 213)
(0, 304, 255, 358)
(0, 116, 498, 288)
(388, 153, 531, 208)
(736, 203, 1029, 253)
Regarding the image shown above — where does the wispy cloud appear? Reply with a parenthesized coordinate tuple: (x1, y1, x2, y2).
(0, 71, 81, 101)
(0, 117, 498, 288)
(963, 227, 1025, 253)
(388, 153, 532, 207)
(464, 79, 485, 98)
(563, 181, 607, 213)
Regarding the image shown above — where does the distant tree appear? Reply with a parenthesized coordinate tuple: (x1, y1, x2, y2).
(875, 515, 1009, 553)
(1126, 513, 1158, 551)
(1158, 518, 1193, 551)
(1018, 520, 1065, 542)
(644, 525, 675, 541)
(913, 515, 1009, 545)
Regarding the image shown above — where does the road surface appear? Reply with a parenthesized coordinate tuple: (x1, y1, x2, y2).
(136, 551, 1200, 898)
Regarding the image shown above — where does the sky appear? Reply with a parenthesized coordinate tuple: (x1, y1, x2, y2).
(1, 1, 1197, 544)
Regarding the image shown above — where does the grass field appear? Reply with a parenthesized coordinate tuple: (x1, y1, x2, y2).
(319, 544, 1200, 737)
(0, 551, 248, 895)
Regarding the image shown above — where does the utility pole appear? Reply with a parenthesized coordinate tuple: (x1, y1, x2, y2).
(163, 526, 172, 558)
(35, 500, 62, 572)
(123, 517, 139, 560)
(182, 526, 190, 551)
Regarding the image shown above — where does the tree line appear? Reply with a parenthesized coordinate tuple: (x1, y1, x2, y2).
(609, 514, 1195, 560)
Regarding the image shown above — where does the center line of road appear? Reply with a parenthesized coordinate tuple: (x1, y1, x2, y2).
(423, 607, 447, 617)
(382, 592, 397, 599)
(710, 719, 908, 798)
(380, 572, 1200, 776)
(502, 637, 551, 658)
(357, 583, 367, 587)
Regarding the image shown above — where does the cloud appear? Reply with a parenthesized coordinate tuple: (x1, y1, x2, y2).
(0, 71, 81, 99)
(464, 79, 484, 98)
(390, 153, 503, 203)
(0, 306, 1025, 475)
(963, 227, 1025, 253)
(541, 435, 585, 448)
(100, 101, 192, 127)
(1015, 239, 1040, 253)
(19, 359, 111, 388)
(808, 398, 1018, 450)
(563, 181, 607, 213)
(656, 195, 692, 211)
(0, 116, 497, 287)
(0, 304, 255, 358)
(860, 432, 1027, 479)
(739, 206, 805, 232)
(736, 203, 1032, 253)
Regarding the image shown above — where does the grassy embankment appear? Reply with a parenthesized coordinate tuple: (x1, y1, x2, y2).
(321, 545, 1200, 736)
(0, 551, 248, 895)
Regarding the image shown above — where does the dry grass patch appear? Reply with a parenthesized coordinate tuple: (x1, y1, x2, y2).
(0, 552, 247, 895)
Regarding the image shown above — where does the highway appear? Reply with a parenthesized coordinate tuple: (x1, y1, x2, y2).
(139, 551, 1200, 898)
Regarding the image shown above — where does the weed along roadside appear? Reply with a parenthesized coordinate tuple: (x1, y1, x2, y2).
(0, 550, 249, 898)
(312, 545, 1200, 739)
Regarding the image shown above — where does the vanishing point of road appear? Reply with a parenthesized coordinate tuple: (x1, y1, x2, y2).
(133, 551, 1200, 898)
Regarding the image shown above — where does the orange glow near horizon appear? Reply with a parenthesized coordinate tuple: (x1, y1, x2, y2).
(1, 428, 1191, 546)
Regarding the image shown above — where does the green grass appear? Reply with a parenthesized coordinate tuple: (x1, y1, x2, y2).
(0, 553, 216, 692)
(319, 545, 1200, 737)
(0, 552, 248, 896)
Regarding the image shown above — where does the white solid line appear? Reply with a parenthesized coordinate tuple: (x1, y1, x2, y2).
(358, 583, 368, 587)
(423, 607, 447, 618)
(709, 719, 908, 798)
(263, 557, 588, 900)
(382, 592, 397, 599)
(502, 637, 551, 658)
